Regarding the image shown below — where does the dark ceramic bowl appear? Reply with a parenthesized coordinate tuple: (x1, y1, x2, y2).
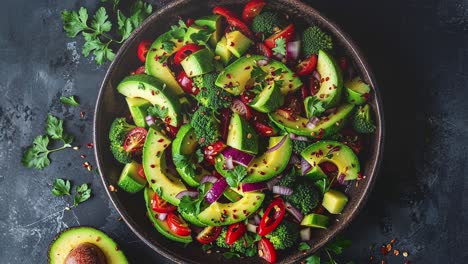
(93, 0, 384, 263)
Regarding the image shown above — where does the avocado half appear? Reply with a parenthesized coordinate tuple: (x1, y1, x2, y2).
(48, 226, 128, 264)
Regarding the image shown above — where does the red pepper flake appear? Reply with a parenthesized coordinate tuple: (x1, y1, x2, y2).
(108, 185, 116, 192)
(233, 214, 238, 219)
(150, 164, 155, 168)
(381, 245, 388, 256)
(157, 138, 164, 143)
(86, 143, 94, 149)
(230, 41, 235, 47)
(151, 179, 156, 183)
(259, 171, 265, 175)
(151, 90, 155, 96)
(244, 66, 251, 70)
(226, 73, 232, 79)
(325, 76, 330, 81)
(80, 154, 86, 159)
(156, 151, 161, 156)
(80, 111, 86, 118)
(154, 56, 159, 61)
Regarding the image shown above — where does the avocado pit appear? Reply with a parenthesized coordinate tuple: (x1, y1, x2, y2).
(64, 242, 107, 264)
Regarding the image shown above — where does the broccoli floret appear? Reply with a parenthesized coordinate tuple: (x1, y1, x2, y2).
(265, 221, 299, 250)
(352, 104, 376, 134)
(301, 26, 333, 57)
(285, 182, 319, 214)
(190, 106, 220, 146)
(292, 140, 310, 154)
(216, 228, 254, 255)
(194, 73, 233, 111)
(109, 118, 136, 164)
(277, 168, 297, 188)
(252, 12, 288, 36)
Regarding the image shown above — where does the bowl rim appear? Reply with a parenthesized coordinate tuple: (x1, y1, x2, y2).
(93, 0, 385, 263)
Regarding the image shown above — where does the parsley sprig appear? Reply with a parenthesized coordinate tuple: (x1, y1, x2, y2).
(51, 178, 71, 196)
(173, 149, 204, 179)
(74, 183, 92, 206)
(50, 179, 92, 207)
(225, 165, 248, 187)
(304, 237, 353, 264)
(61, 1, 153, 65)
(22, 115, 74, 170)
(305, 96, 326, 118)
(272, 37, 286, 56)
(60, 96, 80, 106)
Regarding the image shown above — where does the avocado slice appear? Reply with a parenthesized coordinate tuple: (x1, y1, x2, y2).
(301, 140, 360, 181)
(215, 55, 302, 95)
(125, 97, 151, 128)
(315, 50, 343, 108)
(226, 113, 259, 155)
(226, 31, 253, 58)
(145, 31, 185, 96)
(300, 213, 330, 229)
(181, 48, 215, 77)
(197, 189, 265, 226)
(344, 77, 371, 105)
(172, 124, 211, 187)
(194, 15, 223, 46)
(215, 36, 233, 65)
(249, 81, 284, 113)
(144, 187, 193, 243)
(117, 74, 182, 127)
(117, 161, 146, 193)
(215, 135, 292, 183)
(322, 189, 349, 214)
(48, 226, 128, 264)
(143, 128, 187, 205)
(268, 103, 355, 138)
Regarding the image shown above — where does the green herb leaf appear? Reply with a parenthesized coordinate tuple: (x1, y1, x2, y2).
(147, 105, 168, 119)
(299, 242, 311, 251)
(305, 96, 325, 118)
(46, 114, 64, 140)
(190, 30, 212, 45)
(272, 37, 286, 56)
(61, 7, 89, 38)
(305, 255, 320, 264)
(60, 96, 80, 106)
(314, 177, 329, 194)
(225, 165, 248, 187)
(325, 237, 351, 255)
(161, 41, 176, 53)
(202, 244, 213, 251)
(251, 65, 268, 83)
(155, 187, 163, 197)
(51, 178, 71, 196)
(178, 195, 204, 216)
(223, 252, 240, 259)
(73, 183, 92, 206)
(91, 7, 112, 33)
(195, 149, 204, 163)
(22, 135, 51, 169)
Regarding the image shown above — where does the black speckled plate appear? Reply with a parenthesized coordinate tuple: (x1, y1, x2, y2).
(93, 0, 384, 263)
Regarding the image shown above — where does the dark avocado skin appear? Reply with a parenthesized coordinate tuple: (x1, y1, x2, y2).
(64, 243, 107, 264)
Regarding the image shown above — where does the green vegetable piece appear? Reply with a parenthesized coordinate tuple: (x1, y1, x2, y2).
(352, 104, 376, 133)
(117, 161, 146, 193)
(301, 26, 333, 57)
(301, 213, 330, 229)
(265, 221, 299, 250)
(322, 189, 348, 214)
(251, 11, 287, 35)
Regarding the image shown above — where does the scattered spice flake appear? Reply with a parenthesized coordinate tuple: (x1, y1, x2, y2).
(80, 154, 86, 159)
(393, 249, 399, 256)
(108, 185, 116, 192)
(402, 251, 409, 257)
(72, 146, 80, 150)
(80, 111, 86, 118)
(86, 143, 94, 149)
(386, 243, 392, 252)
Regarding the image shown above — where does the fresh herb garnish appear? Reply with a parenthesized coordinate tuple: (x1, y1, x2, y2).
(305, 96, 325, 118)
(51, 179, 71, 196)
(60, 96, 80, 106)
(272, 37, 286, 56)
(178, 194, 204, 216)
(161, 41, 176, 53)
(73, 183, 92, 206)
(299, 242, 311, 251)
(305, 236, 352, 264)
(251, 65, 268, 82)
(155, 187, 163, 196)
(147, 105, 168, 119)
(225, 165, 248, 187)
(190, 29, 212, 45)
(202, 244, 213, 251)
(61, 1, 153, 65)
(22, 115, 74, 170)
(223, 252, 241, 259)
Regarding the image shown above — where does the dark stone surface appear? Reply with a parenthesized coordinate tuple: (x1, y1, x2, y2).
(0, 0, 466, 263)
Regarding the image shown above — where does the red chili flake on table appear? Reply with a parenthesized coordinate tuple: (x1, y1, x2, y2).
(381, 245, 389, 256)
(80, 154, 86, 159)
(80, 111, 86, 118)
(86, 143, 94, 149)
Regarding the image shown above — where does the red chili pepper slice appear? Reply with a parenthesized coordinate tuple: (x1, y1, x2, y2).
(174, 44, 203, 65)
(258, 198, 285, 236)
(137, 40, 152, 62)
(242, 0, 266, 23)
(177, 71, 199, 95)
(226, 223, 246, 245)
(264, 24, 295, 49)
(256, 43, 273, 58)
(254, 121, 276, 137)
(213, 6, 254, 39)
(296, 54, 318, 76)
(204, 140, 227, 165)
(196, 226, 223, 244)
(258, 237, 277, 263)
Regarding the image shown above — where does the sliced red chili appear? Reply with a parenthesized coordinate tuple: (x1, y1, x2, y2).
(258, 198, 285, 236)
(174, 44, 203, 65)
(258, 238, 277, 263)
(177, 71, 199, 95)
(242, 0, 266, 23)
(213, 6, 254, 39)
(137, 40, 152, 62)
(204, 141, 227, 165)
(186, 18, 195, 27)
(296, 54, 318, 76)
(254, 121, 276, 137)
(264, 24, 295, 49)
(226, 223, 246, 245)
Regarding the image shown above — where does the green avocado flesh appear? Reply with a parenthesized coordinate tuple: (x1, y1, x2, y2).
(48, 227, 128, 264)
(315, 50, 343, 108)
(143, 128, 187, 206)
(226, 31, 253, 58)
(125, 97, 151, 128)
(117, 74, 182, 127)
(344, 77, 371, 105)
(215, 135, 292, 183)
(194, 15, 223, 46)
(322, 189, 348, 214)
(215, 36, 233, 65)
(117, 161, 146, 193)
(300, 213, 330, 229)
(268, 103, 355, 138)
(144, 187, 193, 243)
(301, 140, 360, 181)
(215, 55, 302, 95)
(172, 124, 210, 187)
(181, 48, 215, 77)
(249, 81, 284, 113)
(226, 113, 259, 154)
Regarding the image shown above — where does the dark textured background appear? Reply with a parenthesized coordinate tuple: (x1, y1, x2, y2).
(1, 0, 467, 263)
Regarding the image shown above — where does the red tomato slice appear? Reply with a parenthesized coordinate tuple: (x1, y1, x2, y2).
(174, 44, 203, 65)
(230, 99, 252, 120)
(264, 24, 295, 49)
(197, 226, 223, 244)
(131, 65, 146, 75)
(296, 54, 318, 76)
(256, 43, 273, 58)
(258, 238, 277, 263)
(254, 121, 276, 137)
(213, 6, 254, 39)
(242, 0, 266, 23)
(177, 71, 199, 95)
(204, 141, 227, 165)
(137, 40, 152, 62)
(165, 124, 179, 139)
(123, 127, 148, 153)
(226, 223, 246, 245)
(258, 198, 285, 236)
(137, 164, 146, 179)
(151, 193, 176, 213)
(167, 212, 191, 236)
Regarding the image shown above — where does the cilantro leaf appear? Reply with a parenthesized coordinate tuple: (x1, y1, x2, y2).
(60, 96, 80, 106)
(178, 195, 204, 216)
(225, 165, 248, 187)
(202, 244, 212, 251)
(161, 41, 176, 53)
(299, 242, 311, 251)
(305, 96, 326, 118)
(46, 114, 64, 140)
(305, 255, 320, 264)
(190, 30, 212, 45)
(251, 65, 268, 82)
(91, 7, 112, 33)
(195, 149, 204, 163)
(51, 178, 71, 196)
(73, 183, 92, 206)
(272, 37, 286, 56)
(61, 7, 89, 38)
(223, 252, 240, 259)
(147, 105, 168, 119)
(325, 237, 351, 255)
(22, 135, 51, 169)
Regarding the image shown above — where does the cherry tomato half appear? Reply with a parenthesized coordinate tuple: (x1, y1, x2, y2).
(137, 164, 146, 179)
(123, 127, 148, 153)
(254, 121, 276, 137)
(242, 0, 266, 23)
(256, 43, 273, 58)
(167, 212, 191, 236)
(258, 238, 277, 263)
(230, 99, 252, 120)
(213, 6, 254, 39)
(177, 71, 198, 95)
(204, 141, 227, 165)
(226, 223, 246, 245)
(296, 54, 318, 76)
(174, 44, 203, 65)
(151, 193, 177, 213)
(264, 24, 295, 49)
(197, 226, 223, 244)
(258, 198, 285, 236)
(137, 40, 152, 62)
(131, 65, 146, 75)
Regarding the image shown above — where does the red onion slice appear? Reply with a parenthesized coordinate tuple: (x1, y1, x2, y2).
(301, 158, 312, 175)
(253, 214, 261, 225)
(145, 115, 156, 126)
(312, 70, 321, 81)
(306, 116, 320, 129)
(266, 175, 283, 190)
(337, 173, 346, 184)
(289, 154, 300, 165)
(200, 175, 218, 185)
(175, 190, 199, 200)
(225, 155, 234, 170)
(257, 58, 270, 66)
(205, 177, 228, 204)
(285, 202, 304, 222)
(246, 223, 258, 233)
(286, 41, 301, 61)
(290, 133, 309, 142)
(272, 185, 293, 196)
(158, 213, 167, 221)
(300, 228, 311, 241)
(324, 107, 337, 115)
(222, 147, 255, 167)
(241, 182, 268, 192)
(265, 135, 287, 153)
